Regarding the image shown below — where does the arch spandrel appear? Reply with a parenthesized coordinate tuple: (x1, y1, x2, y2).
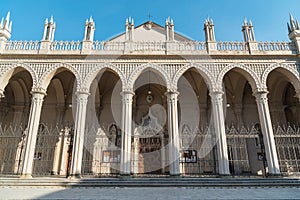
(82, 63, 126, 93)
(127, 63, 171, 90)
(217, 63, 261, 92)
(262, 63, 300, 91)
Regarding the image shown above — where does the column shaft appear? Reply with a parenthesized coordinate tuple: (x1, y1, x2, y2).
(166, 91, 180, 176)
(255, 91, 280, 175)
(210, 91, 230, 175)
(21, 92, 45, 178)
(69, 92, 89, 178)
(120, 91, 134, 175)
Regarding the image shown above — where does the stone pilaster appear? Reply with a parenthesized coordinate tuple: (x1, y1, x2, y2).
(120, 91, 134, 175)
(21, 91, 45, 178)
(254, 91, 280, 175)
(209, 91, 230, 175)
(69, 91, 89, 178)
(166, 91, 180, 176)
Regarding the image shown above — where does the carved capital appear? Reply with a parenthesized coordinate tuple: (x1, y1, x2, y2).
(31, 87, 47, 96)
(165, 91, 179, 103)
(209, 90, 224, 104)
(75, 91, 89, 103)
(121, 91, 134, 104)
(253, 90, 269, 104)
(31, 92, 45, 104)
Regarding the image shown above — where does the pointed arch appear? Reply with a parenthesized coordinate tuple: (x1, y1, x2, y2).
(83, 63, 126, 92)
(38, 63, 81, 91)
(0, 63, 37, 92)
(127, 63, 171, 90)
(262, 63, 300, 91)
(217, 63, 261, 91)
(172, 63, 215, 91)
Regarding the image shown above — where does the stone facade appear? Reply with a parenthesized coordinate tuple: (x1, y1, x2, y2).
(0, 12, 300, 178)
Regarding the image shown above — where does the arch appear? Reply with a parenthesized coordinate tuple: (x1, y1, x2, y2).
(217, 63, 261, 91)
(127, 63, 171, 90)
(39, 63, 81, 91)
(0, 64, 36, 92)
(173, 63, 215, 91)
(83, 63, 126, 93)
(262, 63, 300, 91)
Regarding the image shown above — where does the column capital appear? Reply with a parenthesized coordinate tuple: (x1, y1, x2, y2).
(120, 90, 135, 97)
(121, 91, 134, 104)
(31, 87, 47, 96)
(75, 90, 90, 97)
(209, 90, 224, 97)
(165, 91, 179, 104)
(253, 90, 269, 103)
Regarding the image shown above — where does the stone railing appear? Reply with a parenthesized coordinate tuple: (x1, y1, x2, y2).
(174, 41, 206, 51)
(217, 42, 249, 52)
(50, 41, 82, 51)
(1, 40, 298, 55)
(5, 40, 40, 52)
(257, 42, 296, 52)
(93, 41, 125, 51)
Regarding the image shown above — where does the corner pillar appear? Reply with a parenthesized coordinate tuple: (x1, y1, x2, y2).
(254, 90, 280, 175)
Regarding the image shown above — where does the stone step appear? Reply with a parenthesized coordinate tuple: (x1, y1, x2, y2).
(1, 177, 300, 187)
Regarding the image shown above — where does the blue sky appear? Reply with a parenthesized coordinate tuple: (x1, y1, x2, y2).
(0, 0, 299, 41)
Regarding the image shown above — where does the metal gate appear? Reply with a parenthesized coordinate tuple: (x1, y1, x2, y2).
(82, 124, 121, 176)
(0, 124, 25, 175)
(180, 126, 217, 175)
(274, 125, 300, 175)
(226, 126, 259, 175)
(32, 124, 61, 176)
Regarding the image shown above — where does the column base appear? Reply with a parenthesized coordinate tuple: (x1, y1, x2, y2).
(68, 174, 82, 179)
(119, 174, 132, 179)
(169, 174, 181, 178)
(217, 174, 231, 178)
(266, 173, 282, 178)
(20, 174, 33, 179)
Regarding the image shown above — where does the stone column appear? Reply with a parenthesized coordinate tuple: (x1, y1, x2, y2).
(166, 91, 180, 176)
(69, 91, 89, 178)
(209, 91, 230, 175)
(120, 91, 134, 175)
(254, 91, 280, 175)
(21, 91, 45, 178)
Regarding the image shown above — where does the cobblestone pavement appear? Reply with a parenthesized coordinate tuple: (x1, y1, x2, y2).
(0, 187, 300, 199)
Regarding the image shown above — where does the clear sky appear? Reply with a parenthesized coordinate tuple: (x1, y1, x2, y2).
(0, 0, 299, 42)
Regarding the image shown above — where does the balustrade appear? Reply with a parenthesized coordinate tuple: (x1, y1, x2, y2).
(1, 40, 297, 55)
